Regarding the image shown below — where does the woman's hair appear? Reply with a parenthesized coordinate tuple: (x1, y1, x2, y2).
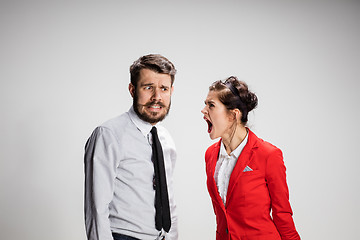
(130, 54, 177, 87)
(209, 76, 258, 124)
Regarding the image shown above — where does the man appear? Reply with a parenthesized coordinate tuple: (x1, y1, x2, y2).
(84, 54, 178, 240)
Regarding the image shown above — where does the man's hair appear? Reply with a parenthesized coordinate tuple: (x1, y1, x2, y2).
(130, 54, 177, 87)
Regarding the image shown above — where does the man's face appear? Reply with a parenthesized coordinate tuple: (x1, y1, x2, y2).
(129, 68, 173, 125)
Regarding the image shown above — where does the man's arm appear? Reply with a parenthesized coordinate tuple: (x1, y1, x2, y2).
(84, 127, 119, 240)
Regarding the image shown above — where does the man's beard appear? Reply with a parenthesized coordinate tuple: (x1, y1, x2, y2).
(133, 94, 171, 124)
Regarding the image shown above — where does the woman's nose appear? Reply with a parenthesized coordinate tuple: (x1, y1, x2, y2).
(201, 107, 207, 114)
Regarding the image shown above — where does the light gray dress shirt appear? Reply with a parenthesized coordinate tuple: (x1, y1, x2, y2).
(214, 133, 248, 205)
(84, 106, 178, 240)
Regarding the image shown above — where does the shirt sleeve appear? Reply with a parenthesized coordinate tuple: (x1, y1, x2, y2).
(84, 126, 120, 240)
(164, 132, 178, 240)
(266, 148, 301, 240)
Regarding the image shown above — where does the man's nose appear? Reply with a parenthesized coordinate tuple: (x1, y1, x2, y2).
(151, 88, 162, 101)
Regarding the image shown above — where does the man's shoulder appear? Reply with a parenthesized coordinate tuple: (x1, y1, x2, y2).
(156, 124, 176, 150)
(92, 112, 135, 142)
(156, 124, 170, 135)
(101, 112, 131, 131)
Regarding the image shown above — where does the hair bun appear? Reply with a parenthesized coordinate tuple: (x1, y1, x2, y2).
(245, 92, 258, 112)
(237, 81, 258, 113)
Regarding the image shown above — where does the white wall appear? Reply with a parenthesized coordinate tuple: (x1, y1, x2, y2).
(1, 0, 359, 239)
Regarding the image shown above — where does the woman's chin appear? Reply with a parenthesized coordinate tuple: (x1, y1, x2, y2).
(209, 132, 218, 140)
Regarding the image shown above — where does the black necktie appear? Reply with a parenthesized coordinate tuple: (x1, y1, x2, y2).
(151, 126, 171, 232)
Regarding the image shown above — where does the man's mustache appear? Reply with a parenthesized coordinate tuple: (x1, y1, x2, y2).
(142, 101, 167, 108)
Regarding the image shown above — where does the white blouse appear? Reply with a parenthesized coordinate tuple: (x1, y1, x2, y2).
(214, 133, 249, 205)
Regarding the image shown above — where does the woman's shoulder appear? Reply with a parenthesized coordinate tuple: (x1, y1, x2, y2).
(249, 130, 282, 155)
(205, 140, 221, 159)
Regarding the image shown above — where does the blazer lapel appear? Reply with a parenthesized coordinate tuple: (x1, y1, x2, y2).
(226, 130, 259, 205)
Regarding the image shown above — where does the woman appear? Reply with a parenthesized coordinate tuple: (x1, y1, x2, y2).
(201, 76, 300, 240)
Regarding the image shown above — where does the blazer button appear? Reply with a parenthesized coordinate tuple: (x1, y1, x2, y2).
(226, 228, 229, 234)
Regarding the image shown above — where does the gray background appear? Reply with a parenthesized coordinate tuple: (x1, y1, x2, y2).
(1, 0, 359, 239)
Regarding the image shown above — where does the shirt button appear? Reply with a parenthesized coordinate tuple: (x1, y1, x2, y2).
(226, 228, 229, 234)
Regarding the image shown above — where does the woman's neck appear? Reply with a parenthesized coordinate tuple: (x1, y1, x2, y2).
(222, 125, 248, 155)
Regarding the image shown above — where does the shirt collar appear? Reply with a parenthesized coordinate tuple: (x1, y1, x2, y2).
(128, 106, 158, 137)
(219, 132, 249, 158)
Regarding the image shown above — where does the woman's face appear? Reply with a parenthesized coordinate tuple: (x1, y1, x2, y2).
(201, 90, 234, 140)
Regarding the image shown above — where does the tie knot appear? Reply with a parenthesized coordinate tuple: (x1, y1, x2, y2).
(151, 126, 157, 135)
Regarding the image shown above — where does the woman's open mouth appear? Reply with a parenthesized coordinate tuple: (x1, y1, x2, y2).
(204, 117, 213, 133)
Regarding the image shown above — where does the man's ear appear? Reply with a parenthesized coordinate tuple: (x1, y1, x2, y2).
(129, 83, 135, 98)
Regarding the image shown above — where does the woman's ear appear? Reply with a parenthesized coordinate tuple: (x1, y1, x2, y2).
(231, 109, 242, 122)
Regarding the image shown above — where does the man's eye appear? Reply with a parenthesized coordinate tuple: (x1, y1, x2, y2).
(209, 104, 214, 108)
(162, 87, 169, 91)
(145, 86, 152, 90)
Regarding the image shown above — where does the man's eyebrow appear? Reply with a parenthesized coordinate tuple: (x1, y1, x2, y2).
(140, 83, 154, 87)
(205, 100, 215, 104)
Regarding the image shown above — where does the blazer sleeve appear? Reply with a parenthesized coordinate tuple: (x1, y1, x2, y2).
(266, 148, 301, 240)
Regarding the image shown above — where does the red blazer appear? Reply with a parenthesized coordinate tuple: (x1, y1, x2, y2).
(205, 130, 300, 240)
